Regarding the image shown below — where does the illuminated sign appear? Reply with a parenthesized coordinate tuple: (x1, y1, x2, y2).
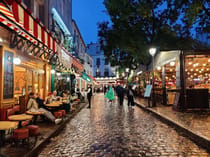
(52, 8, 72, 37)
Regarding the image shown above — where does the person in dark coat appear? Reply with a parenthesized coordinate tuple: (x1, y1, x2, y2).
(127, 85, 135, 108)
(87, 84, 93, 108)
(118, 85, 125, 106)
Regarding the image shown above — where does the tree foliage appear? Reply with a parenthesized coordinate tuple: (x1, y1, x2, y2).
(98, 0, 209, 70)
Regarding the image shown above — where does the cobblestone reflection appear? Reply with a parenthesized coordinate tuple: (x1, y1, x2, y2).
(39, 93, 210, 157)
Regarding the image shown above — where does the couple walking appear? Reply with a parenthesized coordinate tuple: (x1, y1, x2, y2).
(116, 85, 135, 108)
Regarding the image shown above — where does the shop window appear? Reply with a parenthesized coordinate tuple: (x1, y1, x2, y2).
(14, 66, 26, 102)
(105, 58, 108, 65)
(104, 68, 109, 77)
(27, 70, 33, 93)
(96, 71, 101, 77)
(34, 72, 39, 94)
(96, 58, 100, 66)
(185, 55, 210, 91)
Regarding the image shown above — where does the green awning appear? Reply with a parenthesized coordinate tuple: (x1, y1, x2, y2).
(82, 72, 92, 82)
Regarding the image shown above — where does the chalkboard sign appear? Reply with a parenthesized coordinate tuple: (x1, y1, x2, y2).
(144, 85, 152, 97)
(3, 50, 14, 99)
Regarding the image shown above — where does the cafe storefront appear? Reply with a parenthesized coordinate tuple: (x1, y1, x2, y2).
(152, 50, 210, 110)
(0, 2, 75, 117)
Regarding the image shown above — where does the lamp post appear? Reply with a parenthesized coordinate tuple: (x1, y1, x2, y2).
(125, 68, 129, 85)
(149, 48, 156, 107)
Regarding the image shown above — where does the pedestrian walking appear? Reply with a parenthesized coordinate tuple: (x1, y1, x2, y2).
(87, 84, 92, 108)
(117, 85, 125, 106)
(127, 85, 135, 108)
(104, 85, 107, 95)
(105, 86, 115, 103)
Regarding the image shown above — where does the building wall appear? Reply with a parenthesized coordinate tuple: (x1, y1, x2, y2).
(72, 20, 86, 60)
(22, 0, 49, 27)
(86, 43, 115, 78)
(48, 0, 72, 33)
(84, 53, 93, 76)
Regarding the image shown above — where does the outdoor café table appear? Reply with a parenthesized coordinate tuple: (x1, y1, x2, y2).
(26, 111, 45, 124)
(8, 114, 33, 128)
(0, 121, 18, 146)
(45, 101, 63, 107)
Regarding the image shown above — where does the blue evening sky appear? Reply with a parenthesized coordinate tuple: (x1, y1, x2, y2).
(72, 0, 110, 45)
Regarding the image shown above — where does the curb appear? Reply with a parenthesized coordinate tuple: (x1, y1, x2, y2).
(24, 103, 87, 157)
(135, 102, 210, 152)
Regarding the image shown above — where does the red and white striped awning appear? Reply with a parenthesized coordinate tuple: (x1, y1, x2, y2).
(0, 3, 37, 43)
(0, 1, 58, 51)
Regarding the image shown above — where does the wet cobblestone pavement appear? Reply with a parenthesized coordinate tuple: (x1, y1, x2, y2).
(39, 93, 210, 157)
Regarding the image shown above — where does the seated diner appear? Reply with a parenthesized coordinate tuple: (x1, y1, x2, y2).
(27, 92, 61, 124)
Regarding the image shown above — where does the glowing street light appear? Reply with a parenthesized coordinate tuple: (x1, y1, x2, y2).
(149, 47, 157, 107)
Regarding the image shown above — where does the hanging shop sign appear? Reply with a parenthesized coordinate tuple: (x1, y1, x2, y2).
(82, 72, 92, 82)
(58, 49, 72, 69)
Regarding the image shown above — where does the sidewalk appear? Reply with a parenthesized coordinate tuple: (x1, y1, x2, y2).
(0, 102, 87, 157)
(135, 97, 210, 151)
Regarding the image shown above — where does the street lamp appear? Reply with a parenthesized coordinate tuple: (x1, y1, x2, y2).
(125, 68, 129, 86)
(149, 47, 157, 107)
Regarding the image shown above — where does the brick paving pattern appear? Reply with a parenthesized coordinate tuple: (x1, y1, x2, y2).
(39, 93, 210, 157)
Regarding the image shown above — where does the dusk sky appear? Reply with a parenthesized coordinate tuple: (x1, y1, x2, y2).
(72, 0, 110, 45)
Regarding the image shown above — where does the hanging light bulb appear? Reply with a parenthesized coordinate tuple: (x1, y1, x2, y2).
(170, 61, 175, 66)
(51, 69, 56, 74)
(157, 66, 161, 71)
(13, 57, 21, 65)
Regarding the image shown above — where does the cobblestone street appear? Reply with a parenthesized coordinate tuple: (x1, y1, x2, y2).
(39, 93, 210, 157)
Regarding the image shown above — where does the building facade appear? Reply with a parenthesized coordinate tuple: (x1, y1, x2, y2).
(87, 43, 115, 78)
(86, 43, 116, 87)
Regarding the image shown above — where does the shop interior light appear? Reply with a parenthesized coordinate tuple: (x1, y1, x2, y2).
(0, 37, 3, 43)
(170, 69, 173, 72)
(51, 69, 55, 74)
(208, 59, 210, 62)
(188, 62, 192, 65)
(157, 66, 161, 71)
(56, 72, 61, 76)
(193, 63, 199, 67)
(67, 77, 70, 82)
(13, 57, 21, 65)
(203, 64, 206, 66)
(196, 69, 198, 71)
(190, 69, 193, 71)
(170, 61, 175, 66)
(185, 69, 188, 72)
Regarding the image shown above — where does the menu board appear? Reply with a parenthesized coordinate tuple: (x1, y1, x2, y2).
(3, 50, 14, 99)
(144, 85, 152, 97)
